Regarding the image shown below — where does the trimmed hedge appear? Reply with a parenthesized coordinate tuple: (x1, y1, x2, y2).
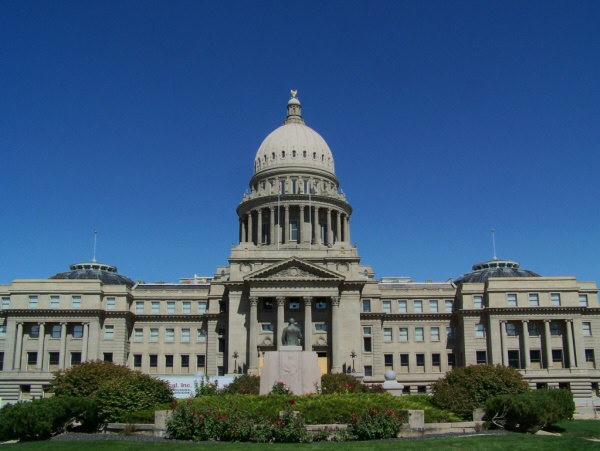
(485, 389, 575, 432)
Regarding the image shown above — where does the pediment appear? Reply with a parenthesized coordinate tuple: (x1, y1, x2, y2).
(244, 257, 344, 282)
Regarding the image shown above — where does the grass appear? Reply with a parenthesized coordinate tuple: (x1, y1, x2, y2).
(546, 419, 600, 439)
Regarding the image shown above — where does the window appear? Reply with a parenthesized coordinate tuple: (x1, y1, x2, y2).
(0, 325, 5, 339)
(289, 301, 300, 310)
(0, 352, 3, 371)
(262, 299, 273, 310)
(165, 355, 173, 368)
(432, 353, 441, 368)
(363, 336, 372, 352)
(262, 323, 274, 332)
(585, 349, 595, 367)
(402, 386, 410, 394)
(151, 301, 160, 313)
(135, 301, 144, 314)
(314, 323, 327, 332)
(415, 327, 424, 342)
(50, 296, 59, 308)
(383, 328, 393, 342)
(414, 300, 423, 313)
(363, 326, 372, 335)
(476, 350, 487, 364)
(1, 297, 9, 309)
(558, 382, 570, 390)
(150, 328, 159, 342)
(416, 354, 425, 368)
(218, 337, 226, 353)
(133, 354, 142, 368)
(536, 382, 548, 390)
(382, 300, 391, 314)
(444, 300, 453, 313)
(508, 350, 520, 368)
(197, 328, 207, 343)
(134, 328, 143, 342)
(583, 322, 592, 336)
(506, 323, 517, 336)
(72, 296, 81, 308)
(397, 300, 408, 313)
(106, 297, 115, 310)
(528, 322, 540, 336)
(28, 296, 38, 309)
(550, 293, 561, 307)
(528, 293, 539, 307)
(181, 328, 190, 342)
(167, 301, 175, 314)
(315, 301, 327, 310)
(429, 300, 438, 313)
(279, 179, 286, 194)
(72, 324, 83, 339)
(399, 327, 408, 342)
(51, 325, 61, 338)
(475, 323, 486, 338)
(165, 328, 175, 342)
(446, 327, 454, 339)
(49, 352, 59, 367)
(506, 293, 517, 307)
(430, 327, 440, 342)
(473, 296, 483, 309)
(27, 351, 37, 368)
(197, 355, 206, 368)
(182, 301, 191, 314)
(447, 353, 455, 368)
(362, 299, 371, 313)
(181, 355, 189, 368)
(552, 349, 564, 365)
(364, 365, 372, 376)
(384, 354, 393, 370)
(149, 354, 158, 368)
(198, 301, 208, 314)
(550, 322, 561, 336)
(289, 220, 299, 241)
(104, 325, 114, 340)
(71, 352, 81, 365)
(400, 354, 409, 370)
(530, 349, 542, 367)
(30, 324, 40, 338)
(579, 294, 589, 307)
(103, 353, 113, 363)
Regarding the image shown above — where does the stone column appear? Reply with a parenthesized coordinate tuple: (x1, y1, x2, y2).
(521, 320, 530, 369)
(59, 322, 68, 369)
(13, 322, 23, 370)
(572, 318, 586, 369)
(315, 207, 322, 244)
(336, 210, 341, 244)
(248, 211, 253, 245)
(345, 215, 351, 243)
(36, 322, 45, 370)
(303, 297, 312, 351)
(241, 217, 247, 243)
(299, 205, 306, 243)
(565, 320, 576, 368)
(257, 209, 263, 246)
(543, 320, 553, 368)
(276, 296, 286, 348)
(269, 206, 275, 245)
(82, 323, 89, 362)
(248, 297, 259, 374)
(284, 206, 289, 243)
(331, 296, 341, 373)
(326, 208, 332, 245)
(500, 321, 508, 366)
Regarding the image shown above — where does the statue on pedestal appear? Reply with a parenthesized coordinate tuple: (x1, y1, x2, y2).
(282, 318, 302, 346)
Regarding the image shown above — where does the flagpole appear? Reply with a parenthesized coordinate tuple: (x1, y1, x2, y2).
(277, 181, 281, 250)
(308, 181, 312, 250)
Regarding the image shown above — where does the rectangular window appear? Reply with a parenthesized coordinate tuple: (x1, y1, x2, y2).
(475, 323, 486, 338)
(362, 299, 371, 313)
(151, 301, 160, 314)
(182, 301, 191, 314)
(72, 296, 81, 308)
(71, 352, 81, 365)
(552, 349, 564, 365)
(585, 349, 595, 367)
(530, 350, 541, 366)
(550, 322, 561, 336)
(197, 328, 207, 343)
(583, 322, 592, 336)
(198, 301, 208, 314)
(0, 325, 5, 339)
(528, 293, 539, 307)
(416, 354, 425, 367)
(473, 296, 483, 309)
(383, 328, 393, 342)
(181, 354, 189, 368)
(400, 354, 409, 368)
(197, 355, 206, 368)
(363, 326, 372, 335)
(165, 328, 175, 342)
(476, 350, 487, 364)
(72, 324, 83, 339)
(446, 327, 454, 339)
(27, 351, 37, 366)
(506, 293, 517, 307)
(430, 327, 440, 342)
(398, 300, 407, 313)
(50, 296, 60, 309)
(314, 323, 327, 332)
(51, 325, 61, 338)
(415, 327, 424, 342)
(29, 296, 38, 309)
(167, 301, 175, 314)
(181, 328, 190, 342)
(363, 337, 372, 352)
(432, 353, 441, 368)
(1, 297, 9, 309)
(447, 353, 455, 368)
(262, 323, 274, 332)
(29, 324, 40, 338)
(364, 365, 372, 376)
(579, 294, 589, 307)
(429, 300, 438, 313)
(414, 300, 423, 313)
(149, 354, 158, 368)
(104, 325, 114, 340)
(106, 297, 115, 310)
(315, 301, 327, 310)
(289, 220, 299, 241)
(550, 293, 561, 307)
(135, 301, 144, 314)
(444, 300, 453, 313)
(0, 352, 3, 371)
(218, 337, 226, 353)
(103, 353, 113, 363)
(49, 352, 59, 366)
(133, 354, 142, 368)
(384, 354, 393, 369)
(165, 355, 173, 368)
(508, 350, 520, 368)
(150, 328, 159, 342)
(506, 323, 517, 336)
(288, 301, 300, 310)
(528, 322, 540, 336)
(399, 327, 408, 342)
(134, 328, 143, 342)
(382, 300, 391, 314)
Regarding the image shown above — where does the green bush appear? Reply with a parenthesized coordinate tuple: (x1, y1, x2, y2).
(221, 374, 260, 395)
(347, 407, 406, 440)
(0, 396, 99, 441)
(320, 373, 384, 394)
(122, 402, 173, 424)
(51, 360, 133, 398)
(431, 365, 529, 419)
(485, 389, 575, 433)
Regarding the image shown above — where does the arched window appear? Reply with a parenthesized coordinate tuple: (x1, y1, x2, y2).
(313, 152, 317, 159)
(281, 151, 285, 158)
(303, 150, 307, 158)
(292, 150, 296, 157)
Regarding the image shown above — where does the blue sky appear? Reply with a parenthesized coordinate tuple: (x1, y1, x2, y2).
(1, 1, 599, 285)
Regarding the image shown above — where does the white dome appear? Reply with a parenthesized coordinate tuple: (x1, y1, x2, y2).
(254, 122, 335, 175)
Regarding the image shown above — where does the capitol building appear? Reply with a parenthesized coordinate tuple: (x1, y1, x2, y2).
(1, 94, 599, 401)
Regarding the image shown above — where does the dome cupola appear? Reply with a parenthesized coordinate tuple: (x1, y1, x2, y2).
(454, 259, 539, 284)
(50, 261, 135, 287)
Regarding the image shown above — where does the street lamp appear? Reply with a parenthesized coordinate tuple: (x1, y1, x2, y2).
(232, 351, 239, 374)
(350, 350, 356, 373)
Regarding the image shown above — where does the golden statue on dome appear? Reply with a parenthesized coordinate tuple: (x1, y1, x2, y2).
(290, 89, 298, 98)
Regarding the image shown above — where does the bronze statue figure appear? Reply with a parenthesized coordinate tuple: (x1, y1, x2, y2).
(282, 318, 302, 346)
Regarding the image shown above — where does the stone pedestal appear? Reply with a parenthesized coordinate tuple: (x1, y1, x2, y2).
(382, 370, 404, 396)
(259, 346, 321, 395)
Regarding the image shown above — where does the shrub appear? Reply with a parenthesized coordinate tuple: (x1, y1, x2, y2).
(0, 396, 99, 441)
(320, 373, 385, 394)
(194, 377, 219, 396)
(347, 407, 406, 440)
(51, 360, 133, 398)
(485, 389, 575, 433)
(121, 402, 173, 424)
(221, 374, 260, 395)
(431, 365, 529, 419)
(271, 381, 292, 395)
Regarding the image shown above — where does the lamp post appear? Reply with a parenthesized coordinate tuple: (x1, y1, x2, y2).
(232, 351, 239, 374)
(350, 350, 356, 373)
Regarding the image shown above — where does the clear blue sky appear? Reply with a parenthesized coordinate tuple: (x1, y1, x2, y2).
(1, 1, 599, 285)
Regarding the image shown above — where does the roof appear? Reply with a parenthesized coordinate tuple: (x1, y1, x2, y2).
(50, 261, 135, 287)
(454, 259, 539, 284)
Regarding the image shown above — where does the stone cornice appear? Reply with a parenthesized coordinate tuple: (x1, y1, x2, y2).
(360, 312, 453, 321)
(237, 194, 352, 216)
(457, 306, 596, 317)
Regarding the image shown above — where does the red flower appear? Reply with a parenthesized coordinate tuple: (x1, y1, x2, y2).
(288, 399, 296, 405)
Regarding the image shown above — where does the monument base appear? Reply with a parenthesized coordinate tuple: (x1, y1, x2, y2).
(259, 347, 321, 395)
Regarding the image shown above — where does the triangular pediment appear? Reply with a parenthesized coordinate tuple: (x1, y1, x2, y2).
(244, 257, 344, 281)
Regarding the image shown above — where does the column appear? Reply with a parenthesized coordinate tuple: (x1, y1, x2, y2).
(500, 321, 508, 366)
(82, 323, 89, 362)
(565, 320, 576, 368)
(269, 206, 275, 245)
(248, 211, 253, 245)
(303, 297, 312, 351)
(315, 207, 322, 244)
(521, 320, 530, 369)
(331, 296, 341, 373)
(257, 209, 263, 246)
(284, 206, 289, 243)
(248, 297, 259, 374)
(336, 210, 341, 244)
(345, 215, 351, 243)
(299, 205, 306, 243)
(36, 322, 45, 370)
(13, 322, 23, 370)
(59, 322, 68, 369)
(543, 320, 553, 368)
(241, 217, 246, 243)
(572, 318, 586, 369)
(276, 296, 286, 348)
(326, 208, 332, 245)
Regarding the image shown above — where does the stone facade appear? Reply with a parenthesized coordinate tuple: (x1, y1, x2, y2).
(1, 94, 599, 401)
